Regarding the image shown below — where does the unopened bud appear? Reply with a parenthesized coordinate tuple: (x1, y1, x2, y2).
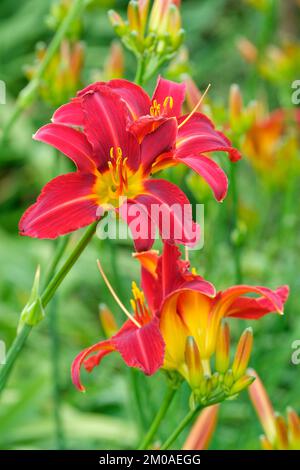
(18, 266, 45, 332)
(275, 413, 289, 450)
(223, 369, 234, 390)
(215, 322, 230, 374)
(185, 336, 203, 389)
(232, 327, 253, 380)
(237, 37, 258, 64)
(260, 435, 273, 450)
(99, 304, 118, 337)
(229, 84, 243, 126)
(128, 1, 140, 35)
(230, 374, 255, 395)
(287, 407, 300, 449)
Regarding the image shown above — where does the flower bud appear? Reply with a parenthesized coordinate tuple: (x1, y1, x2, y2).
(18, 266, 45, 332)
(230, 374, 255, 395)
(229, 84, 243, 126)
(236, 37, 258, 64)
(128, 1, 140, 35)
(275, 413, 289, 450)
(287, 407, 300, 449)
(232, 327, 253, 380)
(185, 336, 203, 389)
(99, 303, 118, 337)
(215, 322, 230, 374)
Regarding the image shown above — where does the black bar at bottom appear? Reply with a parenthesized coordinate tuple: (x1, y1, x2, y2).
(0, 450, 298, 467)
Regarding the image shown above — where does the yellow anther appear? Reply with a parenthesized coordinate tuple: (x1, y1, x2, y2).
(110, 147, 115, 159)
(117, 147, 123, 158)
(150, 99, 161, 117)
(163, 96, 174, 110)
(192, 267, 197, 276)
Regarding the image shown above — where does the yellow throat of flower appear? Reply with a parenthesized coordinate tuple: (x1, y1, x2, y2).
(94, 146, 144, 208)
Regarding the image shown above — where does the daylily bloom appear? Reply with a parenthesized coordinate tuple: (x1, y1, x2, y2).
(249, 369, 300, 450)
(135, 245, 289, 402)
(72, 243, 289, 400)
(54, 75, 240, 199)
(20, 77, 240, 247)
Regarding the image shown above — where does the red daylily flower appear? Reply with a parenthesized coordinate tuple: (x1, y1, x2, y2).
(19, 86, 198, 249)
(52, 76, 241, 201)
(72, 243, 289, 391)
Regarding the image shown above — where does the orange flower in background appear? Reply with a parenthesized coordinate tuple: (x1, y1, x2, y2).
(25, 39, 84, 107)
(249, 370, 300, 450)
(242, 104, 300, 185)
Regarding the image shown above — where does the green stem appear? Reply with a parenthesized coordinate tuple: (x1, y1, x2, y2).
(44, 236, 70, 288)
(130, 369, 148, 433)
(134, 54, 147, 86)
(160, 394, 226, 450)
(1, 0, 86, 144)
(138, 385, 177, 450)
(41, 222, 97, 307)
(229, 162, 242, 284)
(49, 297, 65, 449)
(0, 221, 97, 394)
(160, 405, 200, 450)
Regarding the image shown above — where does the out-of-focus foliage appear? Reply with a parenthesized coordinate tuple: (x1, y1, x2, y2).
(0, 0, 299, 450)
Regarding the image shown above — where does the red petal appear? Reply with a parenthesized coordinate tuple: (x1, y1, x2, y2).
(130, 115, 168, 142)
(142, 179, 200, 247)
(157, 243, 216, 306)
(71, 339, 114, 391)
(52, 99, 84, 126)
(176, 113, 241, 161)
(152, 76, 186, 118)
(81, 88, 140, 171)
(19, 173, 99, 239)
(140, 118, 177, 172)
(118, 199, 156, 252)
(107, 79, 151, 120)
(132, 251, 160, 313)
(176, 154, 228, 201)
(220, 285, 289, 318)
(226, 285, 289, 319)
(34, 123, 96, 173)
(112, 317, 165, 375)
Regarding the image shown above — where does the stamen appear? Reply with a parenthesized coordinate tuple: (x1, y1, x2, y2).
(163, 96, 174, 110)
(178, 84, 211, 129)
(97, 260, 141, 328)
(185, 246, 189, 262)
(110, 147, 115, 160)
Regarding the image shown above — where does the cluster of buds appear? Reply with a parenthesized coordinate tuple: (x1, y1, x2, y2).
(182, 324, 255, 408)
(249, 370, 300, 450)
(25, 40, 84, 107)
(108, 0, 184, 63)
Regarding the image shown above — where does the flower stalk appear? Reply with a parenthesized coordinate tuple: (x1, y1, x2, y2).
(0, 221, 97, 394)
(138, 383, 178, 449)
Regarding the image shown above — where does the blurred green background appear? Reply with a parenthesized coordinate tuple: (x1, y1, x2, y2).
(0, 0, 299, 450)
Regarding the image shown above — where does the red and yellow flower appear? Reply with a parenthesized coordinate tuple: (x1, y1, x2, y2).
(72, 243, 289, 402)
(20, 77, 240, 249)
(249, 370, 300, 450)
